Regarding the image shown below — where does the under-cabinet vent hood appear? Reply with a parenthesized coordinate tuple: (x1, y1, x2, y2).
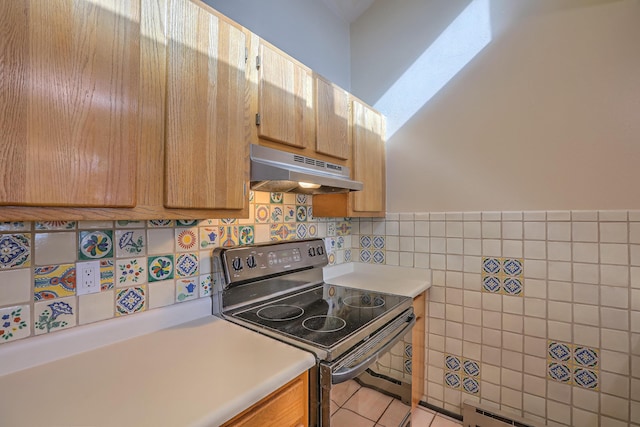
(250, 144, 363, 195)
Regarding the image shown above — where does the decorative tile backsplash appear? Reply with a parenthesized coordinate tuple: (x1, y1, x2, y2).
(0, 191, 351, 345)
(353, 210, 640, 427)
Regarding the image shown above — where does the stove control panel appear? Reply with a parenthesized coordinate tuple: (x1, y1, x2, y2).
(215, 239, 328, 284)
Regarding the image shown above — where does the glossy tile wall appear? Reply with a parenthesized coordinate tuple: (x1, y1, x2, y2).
(0, 191, 352, 345)
(352, 211, 640, 427)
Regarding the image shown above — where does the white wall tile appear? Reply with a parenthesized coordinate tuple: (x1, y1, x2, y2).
(524, 279, 547, 299)
(0, 269, 31, 305)
(523, 374, 546, 397)
(573, 387, 599, 411)
(414, 237, 429, 253)
(482, 222, 501, 239)
(502, 222, 523, 240)
(463, 212, 481, 221)
(501, 368, 523, 390)
(463, 256, 481, 273)
(502, 240, 523, 258)
(524, 298, 546, 318)
(34, 232, 76, 264)
(463, 221, 481, 238)
(524, 222, 546, 240)
(573, 242, 598, 263)
(573, 283, 599, 305)
(78, 291, 114, 325)
(548, 281, 572, 302)
(547, 211, 571, 221)
(414, 253, 429, 269)
(446, 221, 463, 237)
(146, 228, 174, 255)
(600, 394, 629, 421)
(524, 259, 546, 279)
(601, 286, 629, 309)
(574, 325, 600, 347)
(464, 238, 482, 255)
(524, 241, 546, 260)
(600, 222, 628, 243)
(502, 349, 523, 371)
(523, 393, 546, 416)
(482, 328, 501, 347)
(503, 296, 523, 315)
(547, 321, 572, 342)
(431, 221, 445, 237)
(548, 222, 571, 241)
(547, 381, 572, 405)
(600, 243, 629, 265)
(524, 317, 546, 338)
(523, 355, 546, 377)
(573, 263, 599, 284)
(482, 239, 502, 257)
(503, 331, 523, 352)
(501, 387, 523, 410)
(599, 211, 628, 222)
(399, 220, 414, 236)
(600, 307, 629, 330)
(573, 304, 599, 326)
(600, 372, 630, 398)
(600, 264, 629, 286)
(415, 220, 429, 237)
(572, 408, 598, 427)
(431, 237, 446, 253)
(447, 238, 463, 254)
(631, 222, 640, 244)
(571, 211, 598, 221)
(399, 252, 413, 267)
(548, 301, 572, 322)
(399, 236, 414, 252)
(601, 329, 629, 353)
(572, 222, 598, 242)
(482, 212, 501, 221)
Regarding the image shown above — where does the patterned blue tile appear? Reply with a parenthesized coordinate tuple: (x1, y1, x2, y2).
(549, 342, 572, 362)
(482, 258, 500, 274)
(462, 377, 480, 394)
(373, 236, 385, 249)
(444, 372, 461, 389)
(482, 276, 501, 293)
(296, 223, 308, 239)
(463, 360, 480, 377)
(503, 277, 523, 295)
(360, 249, 371, 263)
(373, 251, 385, 264)
(445, 355, 461, 371)
(404, 344, 412, 358)
(503, 259, 523, 276)
(116, 286, 146, 316)
(0, 234, 31, 269)
(574, 347, 598, 368)
(175, 253, 198, 278)
(574, 368, 598, 389)
(360, 235, 372, 249)
(404, 359, 412, 374)
(344, 249, 352, 263)
(548, 363, 572, 383)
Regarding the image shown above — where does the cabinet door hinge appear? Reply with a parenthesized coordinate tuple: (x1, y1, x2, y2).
(256, 55, 261, 69)
(255, 113, 261, 125)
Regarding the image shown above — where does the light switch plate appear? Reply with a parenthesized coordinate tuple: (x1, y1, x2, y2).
(76, 260, 101, 295)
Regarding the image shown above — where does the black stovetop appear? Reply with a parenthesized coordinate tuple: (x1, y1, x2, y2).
(231, 283, 409, 349)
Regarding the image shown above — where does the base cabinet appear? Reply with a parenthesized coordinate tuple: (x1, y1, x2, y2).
(412, 292, 426, 408)
(222, 372, 309, 427)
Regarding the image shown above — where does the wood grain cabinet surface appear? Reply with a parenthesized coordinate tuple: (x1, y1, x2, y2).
(412, 292, 426, 409)
(0, 0, 140, 208)
(221, 371, 309, 427)
(314, 76, 351, 161)
(313, 98, 386, 218)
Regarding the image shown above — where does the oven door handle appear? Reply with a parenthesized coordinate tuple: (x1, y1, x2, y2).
(332, 314, 416, 384)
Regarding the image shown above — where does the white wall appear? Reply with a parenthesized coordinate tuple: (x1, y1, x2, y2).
(203, 0, 352, 89)
(351, 0, 640, 212)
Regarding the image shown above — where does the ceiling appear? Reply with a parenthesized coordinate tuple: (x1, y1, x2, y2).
(321, 0, 375, 23)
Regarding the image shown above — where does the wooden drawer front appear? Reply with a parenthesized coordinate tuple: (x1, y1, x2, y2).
(222, 372, 308, 427)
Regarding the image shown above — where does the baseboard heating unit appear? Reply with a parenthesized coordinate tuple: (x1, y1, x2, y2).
(463, 402, 546, 427)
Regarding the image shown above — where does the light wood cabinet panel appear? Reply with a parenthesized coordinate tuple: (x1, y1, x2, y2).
(222, 371, 308, 427)
(256, 42, 314, 149)
(315, 77, 350, 160)
(313, 99, 386, 218)
(412, 292, 426, 409)
(164, 0, 248, 210)
(0, 0, 139, 207)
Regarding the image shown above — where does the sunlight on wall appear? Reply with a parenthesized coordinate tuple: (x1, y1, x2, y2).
(374, 0, 492, 138)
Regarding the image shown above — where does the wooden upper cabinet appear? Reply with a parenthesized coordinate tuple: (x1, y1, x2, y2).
(352, 99, 385, 214)
(315, 77, 350, 160)
(256, 42, 314, 149)
(164, 0, 248, 210)
(0, 0, 139, 207)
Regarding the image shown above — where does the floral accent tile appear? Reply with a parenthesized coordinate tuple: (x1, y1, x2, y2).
(296, 194, 308, 205)
(200, 274, 212, 297)
(220, 218, 237, 225)
(116, 286, 146, 316)
(79, 230, 113, 260)
(148, 220, 173, 228)
(547, 340, 599, 389)
(116, 220, 145, 228)
(328, 252, 336, 265)
(296, 206, 307, 222)
(336, 221, 351, 236)
(0, 234, 31, 269)
(148, 255, 174, 282)
(270, 192, 283, 204)
(239, 226, 255, 245)
(0, 305, 30, 343)
(307, 206, 313, 221)
(175, 253, 199, 278)
(176, 228, 198, 252)
(35, 221, 76, 230)
(270, 224, 295, 241)
(176, 220, 198, 227)
(34, 264, 76, 300)
(198, 219, 219, 226)
(116, 258, 147, 287)
(284, 205, 296, 223)
(0, 222, 30, 232)
(199, 227, 218, 249)
(115, 229, 146, 257)
(100, 259, 115, 291)
(327, 222, 336, 237)
(308, 224, 318, 237)
(220, 227, 239, 247)
(255, 205, 270, 223)
(176, 278, 197, 302)
(481, 257, 525, 296)
(34, 297, 76, 335)
(270, 206, 283, 223)
(445, 355, 480, 394)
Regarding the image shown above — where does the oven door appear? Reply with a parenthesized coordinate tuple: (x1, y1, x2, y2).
(318, 309, 415, 427)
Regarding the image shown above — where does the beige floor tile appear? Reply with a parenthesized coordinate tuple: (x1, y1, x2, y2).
(377, 399, 411, 426)
(430, 414, 463, 427)
(411, 407, 436, 426)
(332, 379, 361, 406)
(331, 408, 376, 427)
(344, 387, 394, 422)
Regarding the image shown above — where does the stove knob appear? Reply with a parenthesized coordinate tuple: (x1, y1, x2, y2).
(246, 255, 257, 269)
(316, 245, 325, 256)
(308, 247, 316, 257)
(231, 257, 243, 271)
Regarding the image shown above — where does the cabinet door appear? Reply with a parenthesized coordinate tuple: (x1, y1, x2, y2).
(164, 0, 247, 209)
(0, 0, 139, 207)
(352, 99, 385, 214)
(257, 43, 313, 149)
(315, 77, 350, 160)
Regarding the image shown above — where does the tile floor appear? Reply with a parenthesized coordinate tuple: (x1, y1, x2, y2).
(330, 379, 462, 427)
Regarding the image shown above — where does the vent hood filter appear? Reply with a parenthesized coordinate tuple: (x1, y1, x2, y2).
(250, 144, 363, 195)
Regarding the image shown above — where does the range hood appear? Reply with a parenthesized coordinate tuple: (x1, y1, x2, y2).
(250, 144, 363, 194)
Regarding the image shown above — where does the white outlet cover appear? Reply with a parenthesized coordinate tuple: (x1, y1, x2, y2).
(76, 260, 101, 296)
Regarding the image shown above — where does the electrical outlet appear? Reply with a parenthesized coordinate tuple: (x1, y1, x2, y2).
(76, 260, 101, 295)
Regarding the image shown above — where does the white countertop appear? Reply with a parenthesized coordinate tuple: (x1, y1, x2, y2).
(323, 263, 431, 297)
(0, 314, 315, 427)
